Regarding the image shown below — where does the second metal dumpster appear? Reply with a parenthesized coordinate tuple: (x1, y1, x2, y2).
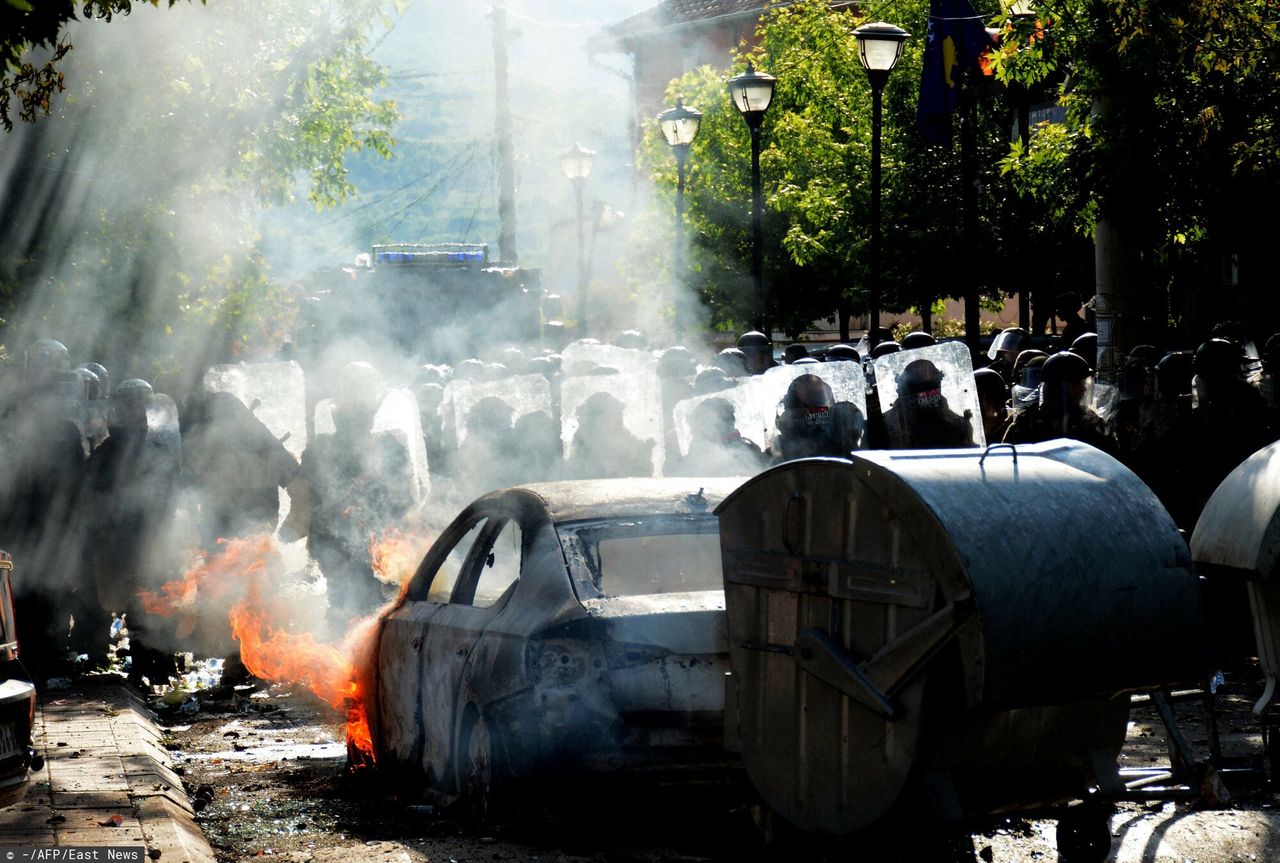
(1192, 438, 1280, 714)
(715, 439, 1207, 839)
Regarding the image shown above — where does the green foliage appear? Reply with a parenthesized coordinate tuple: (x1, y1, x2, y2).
(0, 0, 402, 385)
(990, 0, 1280, 306)
(631, 0, 1083, 338)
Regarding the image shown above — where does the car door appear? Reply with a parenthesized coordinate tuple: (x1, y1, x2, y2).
(418, 511, 522, 787)
(375, 512, 489, 779)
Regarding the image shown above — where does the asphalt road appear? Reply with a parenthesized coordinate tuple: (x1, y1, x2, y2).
(156, 674, 1280, 863)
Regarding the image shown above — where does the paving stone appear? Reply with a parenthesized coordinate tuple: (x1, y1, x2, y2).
(6, 682, 215, 863)
(51, 789, 134, 809)
(136, 797, 217, 863)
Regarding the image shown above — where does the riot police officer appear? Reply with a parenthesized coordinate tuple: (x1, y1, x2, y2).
(737, 331, 776, 376)
(290, 362, 415, 636)
(881, 359, 975, 449)
(1003, 351, 1116, 454)
(986, 327, 1030, 383)
(85, 378, 183, 684)
(0, 340, 91, 678)
(774, 374, 865, 460)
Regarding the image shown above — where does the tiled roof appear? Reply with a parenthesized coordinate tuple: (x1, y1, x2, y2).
(603, 0, 771, 44)
(599, 0, 854, 48)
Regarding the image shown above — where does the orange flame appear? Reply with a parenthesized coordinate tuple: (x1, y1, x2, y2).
(229, 581, 380, 762)
(139, 535, 276, 616)
(369, 524, 434, 600)
(140, 532, 411, 765)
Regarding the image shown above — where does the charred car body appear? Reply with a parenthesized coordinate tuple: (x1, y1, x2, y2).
(361, 478, 746, 805)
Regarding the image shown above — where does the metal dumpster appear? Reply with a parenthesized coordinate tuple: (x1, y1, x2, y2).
(1191, 438, 1280, 715)
(715, 439, 1207, 840)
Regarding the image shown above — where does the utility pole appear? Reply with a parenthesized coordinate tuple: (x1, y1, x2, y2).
(961, 77, 981, 358)
(491, 4, 517, 265)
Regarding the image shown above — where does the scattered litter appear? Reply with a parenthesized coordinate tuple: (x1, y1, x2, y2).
(45, 678, 73, 690)
(98, 814, 124, 828)
(179, 696, 201, 715)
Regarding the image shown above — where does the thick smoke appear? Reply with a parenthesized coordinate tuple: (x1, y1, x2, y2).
(1, 0, 742, 687)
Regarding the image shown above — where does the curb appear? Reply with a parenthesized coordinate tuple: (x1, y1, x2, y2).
(2, 679, 218, 862)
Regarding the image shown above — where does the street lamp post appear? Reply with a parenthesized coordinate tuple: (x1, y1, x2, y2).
(1006, 0, 1036, 331)
(658, 97, 702, 336)
(560, 143, 595, 335)
(853, 22, 910, 351)
(727, 63, 776, 334)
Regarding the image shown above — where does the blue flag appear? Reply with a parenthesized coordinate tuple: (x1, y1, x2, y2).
(917, 0, 993, 145)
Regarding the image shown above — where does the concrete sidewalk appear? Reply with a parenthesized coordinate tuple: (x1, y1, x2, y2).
(0, 677, 216, 861)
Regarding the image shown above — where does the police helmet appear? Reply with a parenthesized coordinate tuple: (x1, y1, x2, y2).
(1041, 351, 1091, 387)
(693, 368, 733, 394)
(24, 339, 70, 381)
(871, 340, 902, 359)
(658, 346, 698, 379)
(973, 367, 1006, 403)
(737, 330, 771, 350)
(780, 374, 834, 414)
(901, 331, 937, 351)
(614, 329, 647, 350)
(783, 344, 810, 364)
(1194, 338, 1244, 381)
(1154, 352, 1194, 401)
(1012, 349, 1047, 377)
(76, 367, 103, 401)
(824, 344, 860, 363)
(78, 362, 110, 397)
(987, 327, 1029, 360)
(714, 347, 749, 375)
(115, 378, 154, 400)
(1069, 332, 1099, 370)
(1128, 345, 1161, 366)
(897, 358, 945, 393)
(335, 361, 385, 412)
(1019, 355, 1048, 389)
(1264, 333, 1280, 371)
(455, 358, 487, 381)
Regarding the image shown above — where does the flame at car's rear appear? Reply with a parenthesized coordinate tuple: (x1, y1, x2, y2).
(230, 584, 378, 763)
(140, 533, 391, 765)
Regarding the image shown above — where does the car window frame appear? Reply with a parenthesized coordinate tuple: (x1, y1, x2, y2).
(449, 516, 521, 608)
(555, 513, 721, 601)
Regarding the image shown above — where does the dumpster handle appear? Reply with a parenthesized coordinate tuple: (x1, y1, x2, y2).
(979, 443, 1017, 467)
(783, 494, 805, 555)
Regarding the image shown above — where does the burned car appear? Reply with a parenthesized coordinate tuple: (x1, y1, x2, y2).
(360, 478, 746, 811)
(0, 550, 39, 808)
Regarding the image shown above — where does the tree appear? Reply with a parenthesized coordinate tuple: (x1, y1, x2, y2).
(630, 0, 1083, 340)
(0, 0, 401, 386)
(991, 0, 1280, 346)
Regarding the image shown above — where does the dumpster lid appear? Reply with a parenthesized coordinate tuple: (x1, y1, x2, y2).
(1191, 439, 1280, 577)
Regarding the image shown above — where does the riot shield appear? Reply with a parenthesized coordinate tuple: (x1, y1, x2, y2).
(204, 362, 308, 557)
(203, 361, 308, 460)
(874, 342, 985, 449)
(561, 340, 658, 377)
(312, 389, 430, 502)
(371, 388, 431, 503)
(1091, 380, 1120, 427)
(671, 362, 868, 461)
(443, 373, 553, 450)
(146, 393, 184, 458)
(560, 357, 664, 479)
